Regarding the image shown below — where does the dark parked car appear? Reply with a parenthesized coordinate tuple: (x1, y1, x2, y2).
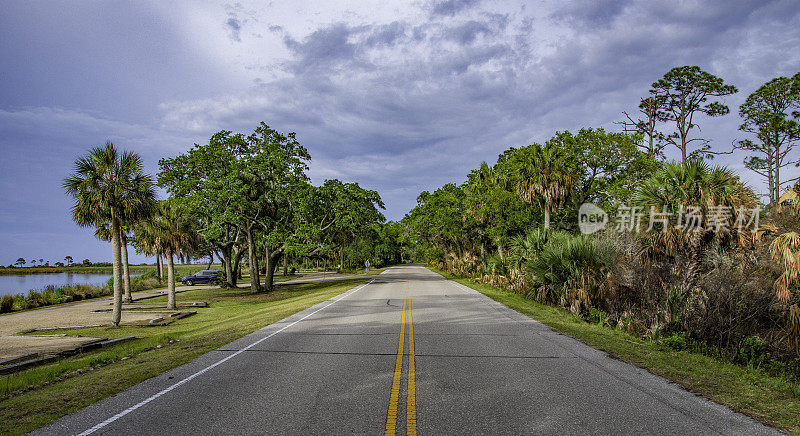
(181, 270, 221, 286)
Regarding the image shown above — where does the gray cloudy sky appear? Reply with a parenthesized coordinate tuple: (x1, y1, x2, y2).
(1, 0, 799, 265)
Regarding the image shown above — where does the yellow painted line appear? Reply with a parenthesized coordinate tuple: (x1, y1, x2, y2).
(406, 298, 417, 435)
(385, 298, 406, 435)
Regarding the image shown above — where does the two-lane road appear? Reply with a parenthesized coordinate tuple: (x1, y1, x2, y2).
(35, 265, 779, 435)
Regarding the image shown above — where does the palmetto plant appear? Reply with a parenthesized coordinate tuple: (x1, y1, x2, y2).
(512, 142, 575, 229)
(527, 232, 615, 310)
(64, 141, 156, 327)
(770, 183, 800, 352)
(508, 228, 551, 270)
(635, 159, 757, 288)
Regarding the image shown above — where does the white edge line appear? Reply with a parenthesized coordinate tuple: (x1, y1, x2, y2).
(75, 278, 376, 436)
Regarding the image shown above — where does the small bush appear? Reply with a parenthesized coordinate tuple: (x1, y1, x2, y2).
(0, 295, 14, 313)
(662, 332, 688, 351)
(527, 232, 615, 308)
(733, 336, 767, 367)
(587, 308, 608, 325)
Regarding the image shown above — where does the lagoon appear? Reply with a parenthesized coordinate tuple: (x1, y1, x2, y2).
(0, 273, 140, 297)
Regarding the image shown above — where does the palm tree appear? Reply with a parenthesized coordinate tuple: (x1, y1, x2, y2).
(636, 159, 757, 287)
(131, 219, 164, 279)
(64, 141, 156, 327)
(146, 201, 203, 310)
(511, 142, 575, 229)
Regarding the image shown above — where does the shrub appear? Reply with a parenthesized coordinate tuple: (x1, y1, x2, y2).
(733, 336, 767, 367)
(526, 232, 616, 310)
(662, 332, 688, 351)
(23, 290, 47, 308)
(587, 307, 608, 325)
(0, 295, 14, 313)
(106, 270, 162, 293)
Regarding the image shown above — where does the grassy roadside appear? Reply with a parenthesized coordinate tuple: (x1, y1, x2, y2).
(430, 267, 800, 435)
(0, 278, 367, 435)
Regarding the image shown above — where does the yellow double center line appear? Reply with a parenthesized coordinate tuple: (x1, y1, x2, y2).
(385, 297, 416, 435)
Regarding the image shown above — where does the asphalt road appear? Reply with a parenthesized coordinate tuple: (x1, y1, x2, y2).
(34, 265, 780, 435)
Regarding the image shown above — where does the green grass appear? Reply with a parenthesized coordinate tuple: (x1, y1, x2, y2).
(430, 267, 800, 435)
(0, 278, 367, 435)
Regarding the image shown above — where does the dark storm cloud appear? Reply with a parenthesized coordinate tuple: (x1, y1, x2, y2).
(226, 16, 242, 41)
(442, 20, 495, 45)
(550, 0, 630, 27)
(429, 0, 482, 17)
(363, 21, 408, 48)
(3, 1, 798, 265)
(283, 23, 361, 72)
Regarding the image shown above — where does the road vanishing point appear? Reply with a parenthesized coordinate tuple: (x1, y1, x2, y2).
(34, 265, 779, 435)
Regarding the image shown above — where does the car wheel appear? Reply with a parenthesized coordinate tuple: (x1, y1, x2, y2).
(186, 280, 194, 286)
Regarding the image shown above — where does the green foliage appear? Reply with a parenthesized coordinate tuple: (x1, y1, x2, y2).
(526, 232, 615, 305)
(464, 161, 537, 248)
(508, 141, 576, 228)
(650, 65, 738, 161)
(662, 332, 689, 351)
(736, 73, 800, 204)
(63, 141, 156, 230)
(587, 307, 609, 325)
(1, 295, 14, 313)
(406, 183, 476, 258)
(6, 284, 108, 312)
(733, 336, 767, 368)
(104, 270, 162, 293)
(620, 96, 666, 156)
(158, 122, 388, 289)
(549, 128, 661, 209)
(666, 284, 690, 324)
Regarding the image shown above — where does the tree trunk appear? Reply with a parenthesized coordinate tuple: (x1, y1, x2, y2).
(247, 230, 261, 293)
(544, 202, 551, 229)
(283, 254, 288, 276)
(167, 248, 176, 310)
(497, 243, 505, 262)
(121, 233, 132, 303)
(232, 249, 243, 286)
(775, 148, 781, 205)
(221, 245, 234, 288)
(265, 251, 279, 292)
(340, 245, 345, 271)
(206, 252, 213, 270)
(157, 253, 163, 281)
(110, 217, 123, 328)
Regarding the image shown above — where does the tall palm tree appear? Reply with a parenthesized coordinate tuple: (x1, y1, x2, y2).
(64, 141, 156, 327)
(512, 142, 575, 229)
(131, 218, 164, 279)
(149, 201, 203, 310)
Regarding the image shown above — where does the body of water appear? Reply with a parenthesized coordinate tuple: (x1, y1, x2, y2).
(0, 273, 141, 297)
